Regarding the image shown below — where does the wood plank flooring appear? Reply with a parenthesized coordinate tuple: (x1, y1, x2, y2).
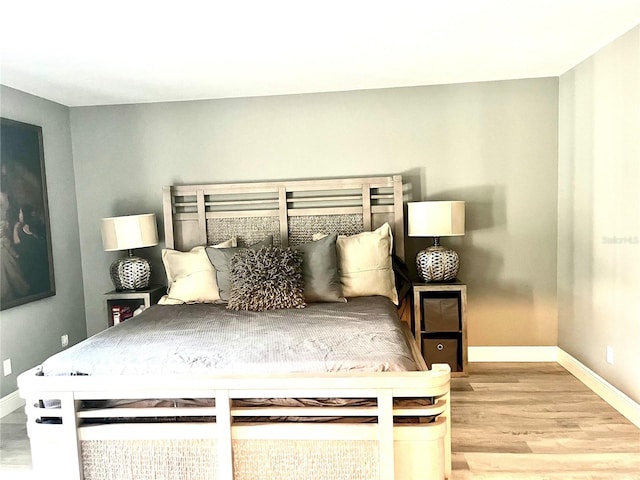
(1, 362, 638, 479)
(0, 408, 32, 479)
(451, 363, 640, 479)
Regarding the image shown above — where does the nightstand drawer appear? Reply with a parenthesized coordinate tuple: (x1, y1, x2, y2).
(422, 338, 459, 371)
(413, 282, 467, 376)
(423, 297, 459, 331)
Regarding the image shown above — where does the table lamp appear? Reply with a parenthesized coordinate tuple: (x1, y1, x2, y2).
(408, 201, 465, 282)
(101, 213, 158, 291)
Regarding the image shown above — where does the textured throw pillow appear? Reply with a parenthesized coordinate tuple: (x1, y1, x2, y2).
(292, 233, 345, 303)
(159, 246, 221, 304)
(227, 246, 305, 311)
(336, 223, 398, 304)
(205, 235, 273, 301)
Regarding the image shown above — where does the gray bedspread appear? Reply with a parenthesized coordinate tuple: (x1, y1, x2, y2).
(41, 296, 417, 377)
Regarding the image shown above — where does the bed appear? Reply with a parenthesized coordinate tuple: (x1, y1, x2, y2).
(18, 175, 451, 480)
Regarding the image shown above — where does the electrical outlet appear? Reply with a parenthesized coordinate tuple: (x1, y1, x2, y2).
(61, 334, 69, 348)
(3, 358, 12, 376)
(606, 346, 614, 365)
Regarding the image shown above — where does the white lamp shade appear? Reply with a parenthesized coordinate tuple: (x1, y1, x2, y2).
(408, 201, 465, 237)
(101, 214, 158, 251)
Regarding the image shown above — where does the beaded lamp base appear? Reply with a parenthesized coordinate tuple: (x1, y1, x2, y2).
(416, 245, 459, 283)
(110, 255, 152, 291)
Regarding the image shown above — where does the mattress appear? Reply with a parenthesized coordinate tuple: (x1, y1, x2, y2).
(41, 296, 417, 377)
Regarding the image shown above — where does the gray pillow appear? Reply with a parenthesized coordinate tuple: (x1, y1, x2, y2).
(227, 246, 305, 311)
(205, 235, 273, 301)
(292, 233, 345, 303)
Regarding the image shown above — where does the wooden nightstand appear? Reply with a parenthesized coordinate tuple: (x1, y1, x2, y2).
(104, 285, 165, 326)
(412, 281, 468, 376)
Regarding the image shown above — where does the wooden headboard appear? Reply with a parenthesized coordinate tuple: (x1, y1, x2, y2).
(163, 175, 405, 262)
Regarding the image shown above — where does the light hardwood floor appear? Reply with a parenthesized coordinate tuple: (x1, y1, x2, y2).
(1, 362, 638, 479)
(451, 363, 640, 479)
(0, 407, 31, 479)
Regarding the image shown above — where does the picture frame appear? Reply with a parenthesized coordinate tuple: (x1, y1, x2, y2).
(1, 117, 56, 310)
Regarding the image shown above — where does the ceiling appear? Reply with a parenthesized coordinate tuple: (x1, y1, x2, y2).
(1, 0, 639, 107)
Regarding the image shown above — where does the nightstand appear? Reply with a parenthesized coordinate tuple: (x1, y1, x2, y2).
(105, 285, 165, 327)
(412, 281, 468, 376)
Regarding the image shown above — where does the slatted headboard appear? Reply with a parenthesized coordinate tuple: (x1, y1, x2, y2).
(163, 175, 405, 262)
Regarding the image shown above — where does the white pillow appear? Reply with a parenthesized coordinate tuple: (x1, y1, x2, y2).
(158, 239, 235, 304)
(335, 223, 398, 304)
(211, 237, 237, 248)
(159, 246, 220, 304)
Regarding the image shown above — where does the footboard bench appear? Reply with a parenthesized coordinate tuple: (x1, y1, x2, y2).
(19, 366, 451, 479)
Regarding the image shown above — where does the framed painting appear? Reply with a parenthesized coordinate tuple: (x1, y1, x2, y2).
(0, 117, 55, 310)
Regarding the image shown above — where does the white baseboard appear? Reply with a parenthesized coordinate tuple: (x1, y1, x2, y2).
(468, 345, 558, 362)
(0, 390, 25, 418)
(557, 349, 640, 428)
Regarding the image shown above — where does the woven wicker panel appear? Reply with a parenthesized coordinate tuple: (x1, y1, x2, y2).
(233, 439, 379, 480)
(288, 215, 365, 246)
(206, 217, 281, 247)
(81, 439, 217, 480)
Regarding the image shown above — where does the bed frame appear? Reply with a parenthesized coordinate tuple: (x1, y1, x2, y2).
(18, 175, 452, 480)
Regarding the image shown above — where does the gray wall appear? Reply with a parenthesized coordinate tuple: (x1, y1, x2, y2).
(0, 86, 86, 397)
(558, 26, 640, 403)
(70, 78, 560, 346)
